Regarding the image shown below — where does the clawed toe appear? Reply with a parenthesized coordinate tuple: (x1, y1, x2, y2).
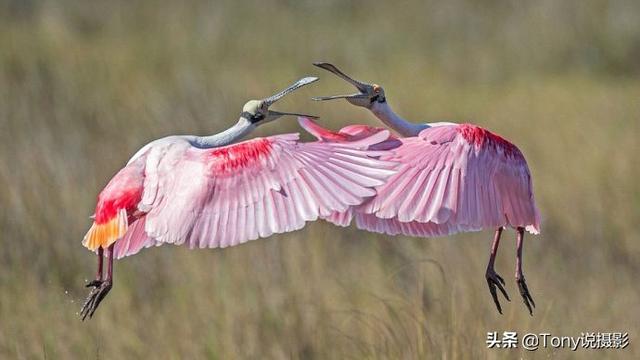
(486, 270, 510, 314)
(80, 281, 112, 321)
(517, 277, 536, 316)
(80, 287, 99, 320)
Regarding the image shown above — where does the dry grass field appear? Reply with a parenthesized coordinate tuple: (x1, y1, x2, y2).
(1, 0, 639, 358)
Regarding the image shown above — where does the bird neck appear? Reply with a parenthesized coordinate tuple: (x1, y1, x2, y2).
(370, 101, 428, 137)
(193, 118, 256, 148)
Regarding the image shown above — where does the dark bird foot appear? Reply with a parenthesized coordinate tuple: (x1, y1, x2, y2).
(80, 279, 112, 320)
(486, 269, 510, 314)
(517, 277, 536, 316)
(85, 279, 103, 288)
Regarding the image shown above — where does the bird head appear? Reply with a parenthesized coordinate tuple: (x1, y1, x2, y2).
(311, 62, 385, 109)
(241, 77, 319, 126)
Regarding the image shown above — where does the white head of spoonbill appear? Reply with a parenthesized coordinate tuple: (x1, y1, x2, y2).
(241, 76, 319, 125)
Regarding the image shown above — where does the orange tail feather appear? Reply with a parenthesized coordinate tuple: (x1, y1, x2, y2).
(82, 208, 128, 250)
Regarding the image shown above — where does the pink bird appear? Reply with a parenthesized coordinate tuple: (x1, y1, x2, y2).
(79, 77, 397, 320)
(306, 63, 541, 315)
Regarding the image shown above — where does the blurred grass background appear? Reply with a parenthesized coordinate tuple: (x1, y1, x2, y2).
(1, 0, 639, 358)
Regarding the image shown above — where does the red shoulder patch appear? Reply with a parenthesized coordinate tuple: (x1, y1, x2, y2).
(457, 124, 522, 158)
(299, 116, 349, 141)
(339, 125, 388, 138)
(319, 131, 349, 141)
(207, 138, 274, 173)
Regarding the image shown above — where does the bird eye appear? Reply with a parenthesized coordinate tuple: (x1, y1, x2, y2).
(252, 112, 265, 122)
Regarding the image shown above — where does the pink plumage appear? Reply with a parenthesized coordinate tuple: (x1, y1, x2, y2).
(309, 62, 539, 314)
(84, 131, 397, 259)
(299, 118, 541, 237)
(79, 76, 406, 320)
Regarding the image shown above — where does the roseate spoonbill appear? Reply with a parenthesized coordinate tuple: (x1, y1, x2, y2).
(308, 63, 541, 315)
(80, 76, 398, 320)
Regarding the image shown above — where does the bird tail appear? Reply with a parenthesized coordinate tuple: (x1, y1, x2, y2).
(525, 204, 542, 235)
(82, 208, 128, 250)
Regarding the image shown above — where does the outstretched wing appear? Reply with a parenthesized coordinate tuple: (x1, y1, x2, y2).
(320, 123, 541, 237)
(357, 124, 540, 235)
(298, 116, 401, 150)
(137, 133, 397, 253)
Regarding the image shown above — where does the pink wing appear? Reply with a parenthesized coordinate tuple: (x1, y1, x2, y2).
(112, 132, 396, 258)
(298, 116, 402, 151)
(113, 216, 161, 259)
(317, 121, 540, 236)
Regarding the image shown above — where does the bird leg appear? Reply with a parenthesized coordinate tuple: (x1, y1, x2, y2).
(485, 227, 510, 314)
(80, 248, 104, 318)
(516, 227, 535, 316)
(85, 247, 104, 288)
(80, 244, 114, 320)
